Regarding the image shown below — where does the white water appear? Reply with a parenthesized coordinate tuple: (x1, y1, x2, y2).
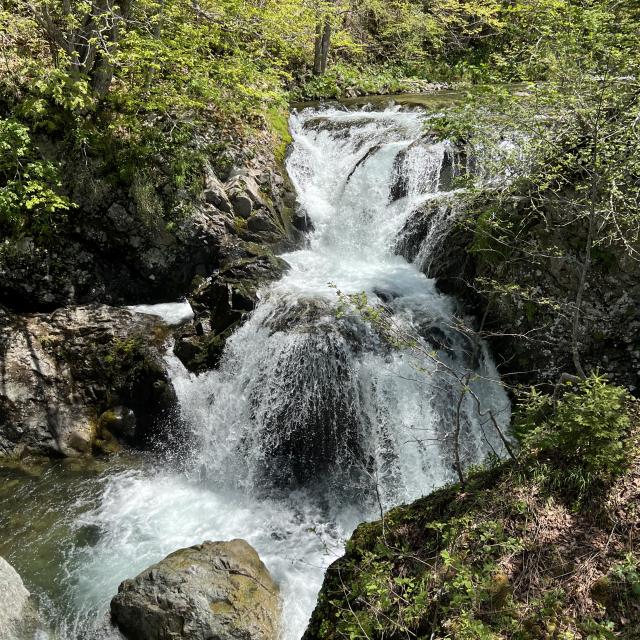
(126, 301, 194, 326)
(36, 106, 511, 640)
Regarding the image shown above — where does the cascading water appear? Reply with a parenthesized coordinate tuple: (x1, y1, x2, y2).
(4, 105, 511, 640)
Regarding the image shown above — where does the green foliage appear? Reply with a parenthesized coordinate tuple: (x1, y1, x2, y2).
(516, 374, 632, 491)
(469, 205, 515, 266)
(606, 552, 640, 633)
(265, 107, 293, 165)
(309, 418, 640, 640)
(0, 118, 72, 238)
(293, 63, 408, 100)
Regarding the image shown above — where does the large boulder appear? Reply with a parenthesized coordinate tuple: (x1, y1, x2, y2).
(0, 304, 177, 458)
(110, 539, 280, 640)
(0, 556, 32, 640)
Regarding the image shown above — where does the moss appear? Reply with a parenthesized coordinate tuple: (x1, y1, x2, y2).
(103, 336, 163, 391)
(174, 332, 226, 374)
(592, 575, 614, 606)
(234, 216, 247, 231)
(92, 433, 122, 456)
(265, 107, 292, 166)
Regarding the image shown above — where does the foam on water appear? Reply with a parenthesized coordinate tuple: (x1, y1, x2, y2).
(126, 301, 194, 326)
(22, 105, 511, 640)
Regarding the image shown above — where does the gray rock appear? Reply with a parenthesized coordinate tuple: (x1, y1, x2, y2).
(204, 166, 233, 214)
(0, 557, 30, 640)
(227, 167, 250, 179)
(227, 175, 270, 216)
(0, 304, 177, 458)
(110, 539, 280, 640)
(107, 203, 132, 233)
(174, 253, 288, 373)
(247, 212, 280, 234)
(232, 193, 253, 218)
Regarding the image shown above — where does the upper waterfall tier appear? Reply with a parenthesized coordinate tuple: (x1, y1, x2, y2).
(281, 107, 456, 298)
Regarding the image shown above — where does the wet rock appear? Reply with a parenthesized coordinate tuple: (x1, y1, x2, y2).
(390, 148, 409, 203)
(98, 406, 137, 443)
(245, 327, 369, 488)
(0, 304, 177, 458)
(438, 147, 456, 191)
(243, 300, 375, 490)
(0, 556, 32, 640)
(110, 539, 280, 640)
(291, 208, 313, 233)
(247, 212, 280, 234)
(174, 332, 226, 374)
(174, 252, 288, 374)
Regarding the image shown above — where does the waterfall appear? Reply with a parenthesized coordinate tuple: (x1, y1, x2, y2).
(35, 105, 511, 640)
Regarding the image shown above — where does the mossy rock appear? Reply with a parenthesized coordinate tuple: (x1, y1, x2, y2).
(111, 539, 280, 640)
(174, 332, 226, 374)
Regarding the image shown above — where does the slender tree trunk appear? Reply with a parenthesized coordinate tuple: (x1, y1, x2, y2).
(313, 22, 325, 75)
(89, 0, 134, 98)
(144, 0, 164, 90)
(319, 20, 331, 74)
(571, 86, 604, 379)
(313, 2, 333, 76)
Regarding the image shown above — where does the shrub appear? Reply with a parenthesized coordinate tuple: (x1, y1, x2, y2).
(0, 118, 72, 238)
(516, 373, 632, 492)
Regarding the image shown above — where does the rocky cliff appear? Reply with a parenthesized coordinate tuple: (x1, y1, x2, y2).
(396, 194, 640, 392)
(0, 120, 301, 459)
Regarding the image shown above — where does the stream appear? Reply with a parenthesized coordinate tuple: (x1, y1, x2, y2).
(0, 103, 511, 639)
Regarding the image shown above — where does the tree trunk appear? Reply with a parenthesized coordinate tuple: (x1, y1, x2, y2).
(88, 0, 134, 98)
(320, 20, 331, 74)
(571, 82, 604, 379)
(313, 10, 332, 76)
(144, 0, 165, 90)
